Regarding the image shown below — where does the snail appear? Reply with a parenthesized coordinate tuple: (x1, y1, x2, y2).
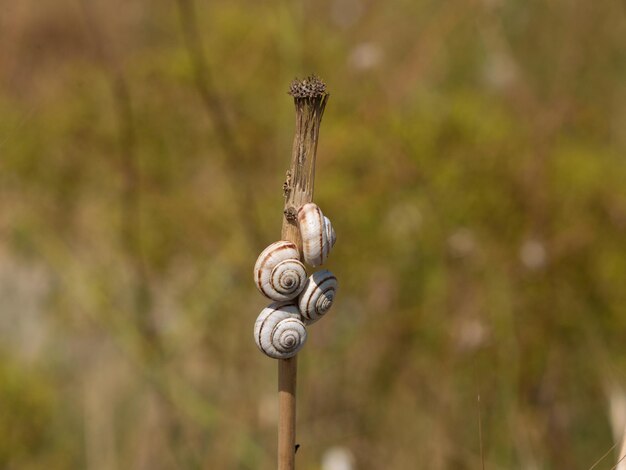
(298, 270, 338, 325)
(254, 241, 307, 301)
(297, 203, 336, 267)
(254, 302, 308, 359)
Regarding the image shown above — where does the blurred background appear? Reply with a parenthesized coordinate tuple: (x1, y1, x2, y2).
(2, 0, 626, 468)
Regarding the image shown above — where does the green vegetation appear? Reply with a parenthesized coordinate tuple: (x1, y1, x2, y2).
(1, 0, 626, 468)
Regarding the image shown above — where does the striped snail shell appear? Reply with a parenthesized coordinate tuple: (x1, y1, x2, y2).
(297, 203, 336, 267)
(254, 241, 307, 301)
(298, 270, 338, 325)
(254, 302, 307, 359)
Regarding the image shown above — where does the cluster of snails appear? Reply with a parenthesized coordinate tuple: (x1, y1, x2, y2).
(253, 203, 338, 359)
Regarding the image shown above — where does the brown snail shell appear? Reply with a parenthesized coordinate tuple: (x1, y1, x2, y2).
(254, 241, 307, 301)
(297, 203, 336, 267)
(254, 302, 307, 359)
(298, 270, 338, 325)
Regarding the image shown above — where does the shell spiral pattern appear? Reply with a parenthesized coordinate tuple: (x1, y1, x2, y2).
(254, 241, 307, 301)
(297, 203, 336, 267)
(298, 270, 338, 325)
(254, 302, 308, 359)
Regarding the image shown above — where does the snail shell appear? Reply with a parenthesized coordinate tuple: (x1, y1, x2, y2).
(254, 302, 307, 359)
(254, 241, 307, 301)
(297, 203, 336, 267)
(298, 270, 338, 325)
(324, 215, 336, 249)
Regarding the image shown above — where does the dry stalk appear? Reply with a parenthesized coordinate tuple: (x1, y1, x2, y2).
(278, 75, 329, 470)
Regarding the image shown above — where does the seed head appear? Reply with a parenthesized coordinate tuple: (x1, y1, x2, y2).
(289, 75, 327, 99)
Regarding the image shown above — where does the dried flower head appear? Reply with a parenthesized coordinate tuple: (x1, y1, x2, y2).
(289, 75, 328, 99)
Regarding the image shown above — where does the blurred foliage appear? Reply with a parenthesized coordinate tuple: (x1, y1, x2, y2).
(1, 0, 626, 468)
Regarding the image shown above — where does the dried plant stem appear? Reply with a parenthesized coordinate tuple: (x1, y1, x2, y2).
(277, 356, 298, 469)
(278, 76, 329, 470)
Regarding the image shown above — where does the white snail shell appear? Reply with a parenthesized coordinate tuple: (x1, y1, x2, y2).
(324, 215, 336, 249)
(254, 302, 307, 359)
(297, 203, 336, 267)
(254, 241, 307, 301)
(298, 270, 338, 325)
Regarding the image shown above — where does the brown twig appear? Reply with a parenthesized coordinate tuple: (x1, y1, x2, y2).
(278, 75, 329, 470)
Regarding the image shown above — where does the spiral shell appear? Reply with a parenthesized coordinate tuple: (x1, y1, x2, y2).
(297, 203, 336, 267)
(298, 270, 338, 325)
(324, 215, 336, 249)
(254, 241, 307, 301)
(254, 302, 307, 359)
